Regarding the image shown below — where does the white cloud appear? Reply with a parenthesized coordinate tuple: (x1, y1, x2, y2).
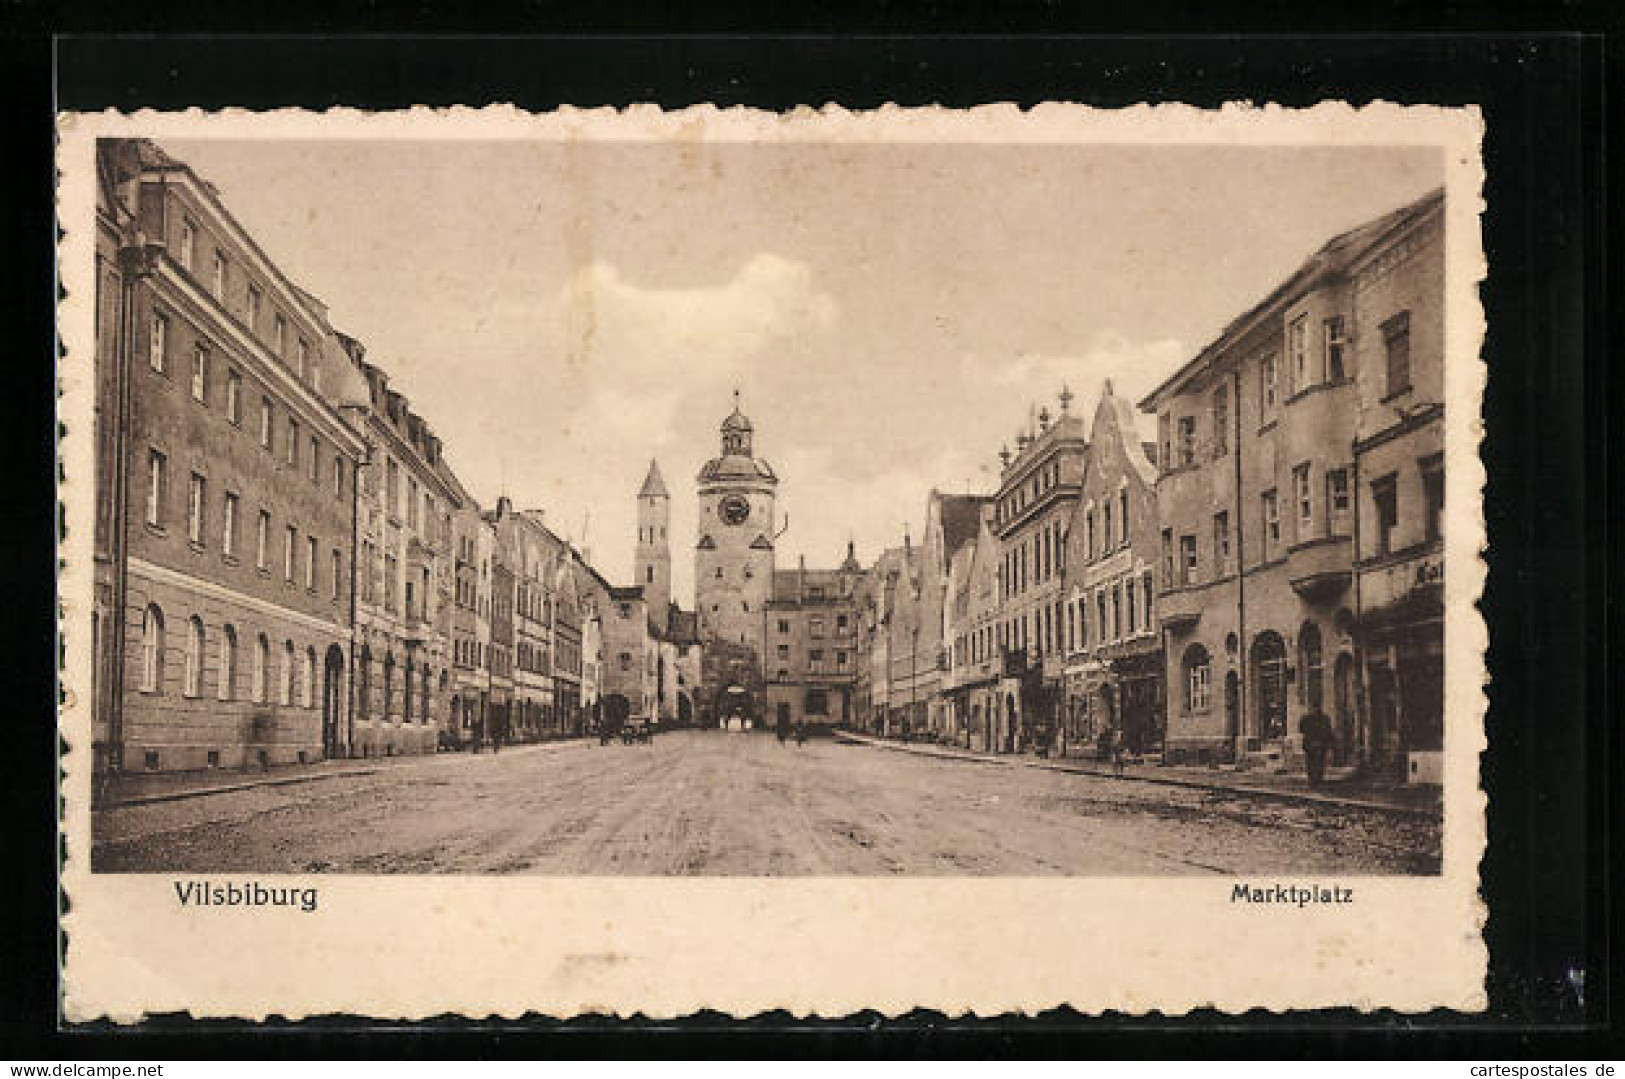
(959, 332, 1188, 442)
(555, 252, 837, 386)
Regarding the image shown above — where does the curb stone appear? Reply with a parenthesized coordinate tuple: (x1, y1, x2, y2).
(835, 732, 1440, 818)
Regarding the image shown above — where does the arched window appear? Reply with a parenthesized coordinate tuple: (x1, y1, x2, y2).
(304, 646, 317, 708)
(218, 625, 237, 701)
(280, 639, 295, 705)
(140, 604, 165, 693)
(1181, 643, 1211, 714)
(253, 633, 269, 702)
(183, 615, 204, 697)
(1298, 622, 1324, 710)
(357, 645, 372, 718)
(1250, 630, 1288, 740)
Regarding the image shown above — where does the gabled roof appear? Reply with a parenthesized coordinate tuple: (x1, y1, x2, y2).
(938, 493, 992, 560)
(1139, 187, 1446, 410)
(639, 459, 669, 498)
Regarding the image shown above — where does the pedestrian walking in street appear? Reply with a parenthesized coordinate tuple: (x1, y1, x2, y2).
(794, 720, 808, 747)
(777, 713, 790, 745)
(1299, 707, 1335, 788)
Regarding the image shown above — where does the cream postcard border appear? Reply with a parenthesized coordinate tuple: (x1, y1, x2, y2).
(56, 103, 1488, 1021)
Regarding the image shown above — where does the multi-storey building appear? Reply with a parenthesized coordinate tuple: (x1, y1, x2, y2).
(571, 551, 612, 731)
(1350, 189, 1446, 783)
(490, 507, 573, 742)
(92, 139, 367, 774)
(1060, 382, 1163, 758)
(484, 508, 517, 743)
(1141, 190, 1439, 769)
(858, 545, 913, 736)
(764, 547, 864, 730)
(445, 471, 493, 748)
(887, 492, 987, 741)
(341, 347, 461, 757)
(601, 585, 654, 724)
(946, 505, 1006, 752)
(991, 395, 1089, 749)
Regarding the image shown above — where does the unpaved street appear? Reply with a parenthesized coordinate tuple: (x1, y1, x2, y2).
(93, 731, 1440, 875)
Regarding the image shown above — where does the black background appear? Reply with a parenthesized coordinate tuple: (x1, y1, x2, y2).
(2, 12, 1617, 1058)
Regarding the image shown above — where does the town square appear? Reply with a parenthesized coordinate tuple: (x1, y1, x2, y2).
(85, 132, 1448, 875)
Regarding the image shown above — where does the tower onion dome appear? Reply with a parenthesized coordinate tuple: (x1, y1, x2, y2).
(698, 390, 777, 484)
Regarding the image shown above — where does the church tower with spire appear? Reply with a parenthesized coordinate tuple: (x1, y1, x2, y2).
(635, 459, 672, 619)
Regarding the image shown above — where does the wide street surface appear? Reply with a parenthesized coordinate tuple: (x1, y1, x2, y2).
(93, 731, 1440, 875)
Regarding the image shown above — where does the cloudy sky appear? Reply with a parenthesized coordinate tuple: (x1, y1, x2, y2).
(166, 138, 1441, 603)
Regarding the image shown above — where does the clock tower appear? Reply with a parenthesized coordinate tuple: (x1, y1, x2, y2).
(695, 393, 778, 660)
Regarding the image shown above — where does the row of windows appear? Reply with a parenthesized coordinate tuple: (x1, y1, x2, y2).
(149, 308, 348, 501)
(999, 516, 1068, 600)
(972, 568, 1159, 669)
(353, 645, 442, 723)
(137, 603, 324, 708)
(774, 614, 850, 637)
(1178, 623, 1328, 717)
(1158, 311, 1410, 475)
(1082, 488, 1133, 563)
(452, 637, 488, 670)
(373, 457, 452, 550)
(995, 457, 1066, 526)
(774, 643, 851, 669)
(173, 213, 321, 391)
(144, 450, 344, 600)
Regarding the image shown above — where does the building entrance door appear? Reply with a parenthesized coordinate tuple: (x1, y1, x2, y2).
(1250, 631, 1288, 742)
(1333, 652, 1357, 765)
(322, 646, 345, 759)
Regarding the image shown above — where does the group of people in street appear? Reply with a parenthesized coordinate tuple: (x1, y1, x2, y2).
(776, 715, 809, 747)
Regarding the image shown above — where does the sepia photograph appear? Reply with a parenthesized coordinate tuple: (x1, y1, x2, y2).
(57, 103, 1486, 1018)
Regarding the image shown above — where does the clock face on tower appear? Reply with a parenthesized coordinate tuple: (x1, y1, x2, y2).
(719, 495, 750, 526)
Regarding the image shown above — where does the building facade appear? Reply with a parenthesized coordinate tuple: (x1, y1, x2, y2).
(1142, 191, 1441, 769)
(764, 548, 864, 730)
(1060, 381, 1164, 758)
(446, 475, 493, 748)
(991, 395, 1089, 751)
(92, 139, 368, 774)
(343, 350, 461, 758)
(1350, 190, 1447, 782)
(946, 506, 1006, 752)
